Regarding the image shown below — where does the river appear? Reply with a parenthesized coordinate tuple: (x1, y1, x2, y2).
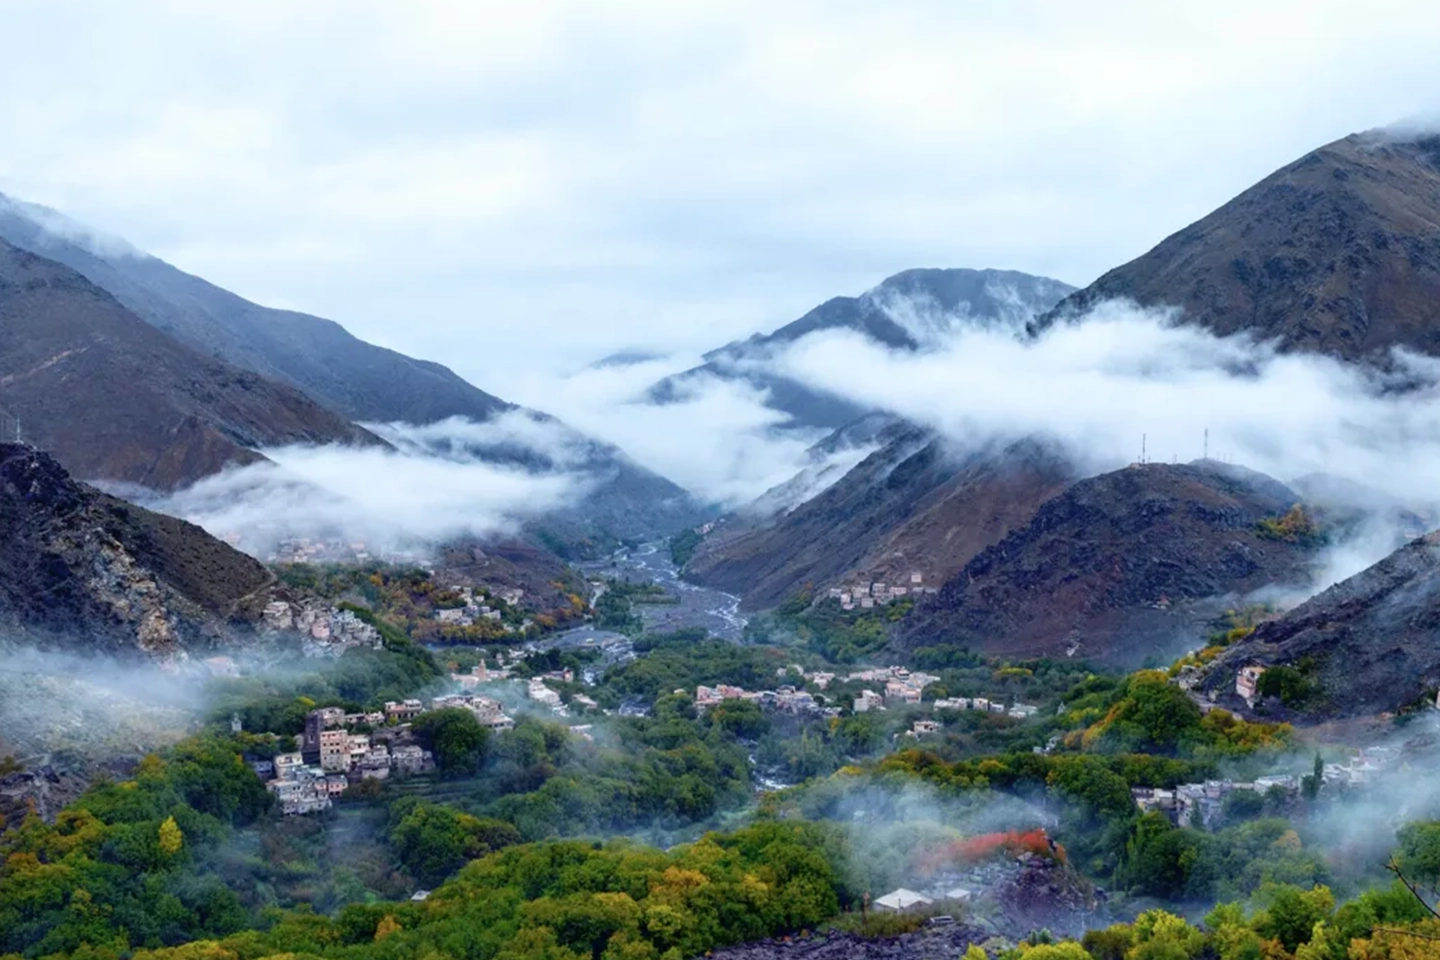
(580, 541, 747, 642)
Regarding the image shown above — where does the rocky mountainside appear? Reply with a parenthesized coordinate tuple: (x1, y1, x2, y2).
(652, 269, 1074, 430)
(1034, 131, 1440, 360)
(0, 239, 380, 490)
(0, 193, 512, 425)
(0, 442, 332, 657)
(897, 461, 1321, 668)
(684, 428, 1074, 610)
(1196, 531, 1440, 721)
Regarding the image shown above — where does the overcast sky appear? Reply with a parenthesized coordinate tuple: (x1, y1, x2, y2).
(3, 1, 1440, 398)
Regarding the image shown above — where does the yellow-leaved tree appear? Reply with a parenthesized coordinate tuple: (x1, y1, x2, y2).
(158, 816, 184, 857)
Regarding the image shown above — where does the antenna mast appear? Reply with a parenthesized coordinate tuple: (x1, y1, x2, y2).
(1203, 428, 1208, 461)
(1141, 433, 1147, 465)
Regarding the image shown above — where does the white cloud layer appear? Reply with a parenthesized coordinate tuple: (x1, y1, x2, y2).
(141, 433, 582, 558)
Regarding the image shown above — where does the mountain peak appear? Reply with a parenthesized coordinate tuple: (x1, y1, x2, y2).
(1035, 129, 1440, 360)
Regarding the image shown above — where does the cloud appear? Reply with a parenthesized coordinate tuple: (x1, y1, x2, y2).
(497, 354, 868, 508)
(3, 2, 1440, 376)
(136, 429, 584, 558)
(748, 301, 1440, 587)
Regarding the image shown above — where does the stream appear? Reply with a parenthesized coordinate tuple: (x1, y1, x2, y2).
(580, 541, 747, 642)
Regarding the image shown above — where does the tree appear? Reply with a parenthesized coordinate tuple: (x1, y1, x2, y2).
(1398, 823, 1440, 889)
(158, 816, 184, 857)
(1302, 753, 1323, 801)
(412, 708, 492, 774)
(1252, 884, 1335, 952)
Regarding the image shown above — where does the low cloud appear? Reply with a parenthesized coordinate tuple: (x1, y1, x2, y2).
(137, 427, 584, 559)
(500, 354, 855, 509)
(763, 300, 1440, 588)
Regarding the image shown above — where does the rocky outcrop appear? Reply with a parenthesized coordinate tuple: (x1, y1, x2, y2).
(898, 461, 1322, 668)
(1196, 532, 1440, 721)
(0, 443, 373, 658)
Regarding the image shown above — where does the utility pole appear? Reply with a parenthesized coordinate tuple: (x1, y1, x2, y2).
(1141, 433, 1147, 465)
(1203, 428, 1209, 461)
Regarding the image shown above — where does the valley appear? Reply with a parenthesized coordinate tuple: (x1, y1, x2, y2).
(6, 65, 1440, 960)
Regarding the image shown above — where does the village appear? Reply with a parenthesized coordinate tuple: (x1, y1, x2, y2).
(254, 648, 609, 815)
(692, 663, 1041, 739)
(1131, 745, 1399, 829)
(431, 584, 532, 633)
(827, 571, 942, 611)
(258, 599, 384, 656)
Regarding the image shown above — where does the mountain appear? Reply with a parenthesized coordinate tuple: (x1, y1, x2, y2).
(1195, 531, 1440, 721)
(0, 196, 699, 544)
(1034, 131, 1440, 360)
(0, 239, 380, 491)
(651, 269, 1075, 429)
(683, 427, 1074, 610)
(897, 461, 1321, 668)
(0, 193, 511, 424)
(0, 442, 312, 656)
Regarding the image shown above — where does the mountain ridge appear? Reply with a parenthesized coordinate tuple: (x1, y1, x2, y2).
(1033, 130, 1440, 360)
(0, 193, 513, 425)
(651, 268, 1075, 430)
(0, 238, 382, 491)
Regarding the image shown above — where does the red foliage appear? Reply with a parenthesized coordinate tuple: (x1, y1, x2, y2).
(912, 828, 1066, 876)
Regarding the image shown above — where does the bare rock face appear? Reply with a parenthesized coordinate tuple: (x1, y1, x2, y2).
(988, 853, 1103, 940)
(0, 443, 376, 658)
(1197, 532, 1440, 722)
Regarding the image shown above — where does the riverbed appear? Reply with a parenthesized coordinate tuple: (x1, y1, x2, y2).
(581, 541, 747, 642)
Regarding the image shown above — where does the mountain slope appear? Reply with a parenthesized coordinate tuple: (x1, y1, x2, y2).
(898, 461, 1321, 668)
(0, 193, 512, 424)
(0, 443, 307, 656)
(652, 269, 1075, 429)
(0, 239, 379, 490)
(1196, 531, 1440, 721)
(684, 428, 1074, 610)
(1034, 131, 1440, 359)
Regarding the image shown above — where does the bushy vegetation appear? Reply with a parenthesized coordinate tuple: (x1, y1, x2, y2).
(668, 527, 705, 568)
(747, 593, 911, 662)
(594, 580, 674, 635)
(1256, 505, 1326, 546)
(1069, 671, 1292, 758)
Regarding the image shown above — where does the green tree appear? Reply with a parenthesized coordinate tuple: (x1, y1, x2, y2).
(412, 708, 492, 774)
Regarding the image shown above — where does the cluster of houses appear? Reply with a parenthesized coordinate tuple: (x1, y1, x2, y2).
(1131, 746, 1397, 828)
(828, 572, 941, 611)
(433, 585, 532, 633)
(251, 706, 440, 815)
(259, 600, 383, 656)
(260, 536, 428, 566)
(933, 696, 1039, 720)
(904, 700, 1039, 738)
(693, 683, 836, 717)
(851, 666, 941, 710)
(450, 655, 597, 718)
